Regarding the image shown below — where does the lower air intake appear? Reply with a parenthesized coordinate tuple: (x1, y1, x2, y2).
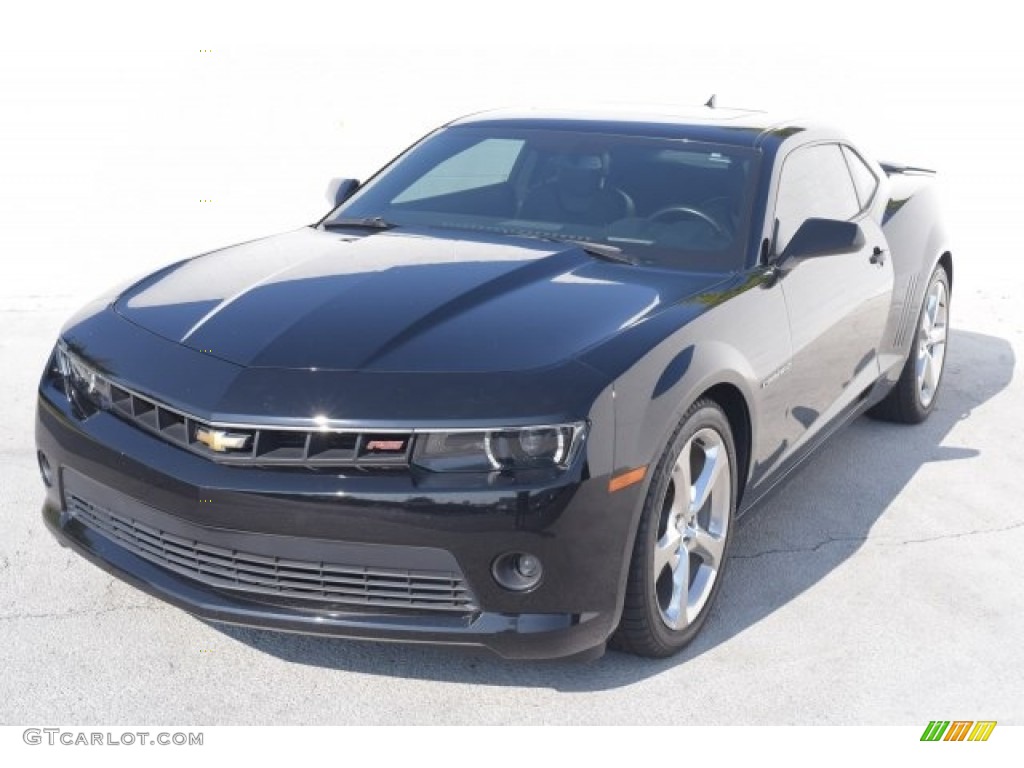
(66, 493, 478, 613)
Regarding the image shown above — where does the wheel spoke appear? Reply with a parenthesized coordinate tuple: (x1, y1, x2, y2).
(923, 350, 939, 393)
(921, 295, 935, 331)
(926, 291, 939, 327)
(935, 282, 946, 315)
(664, 555, 690, 628)
(669, 467, 691, 526)
(689, 527, 725, 569)
(671, 439, 693, 503)
(690, 444, 724, 515)
(654, 528, 682, 577)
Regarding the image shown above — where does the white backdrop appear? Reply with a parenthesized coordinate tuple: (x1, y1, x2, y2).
(1, 1, 1021, 301)
(3, 1, 1024, 741)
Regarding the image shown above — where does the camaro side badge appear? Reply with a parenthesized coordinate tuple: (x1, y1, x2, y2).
(195, 427, 250, 452)
(761, 361, 792, 389)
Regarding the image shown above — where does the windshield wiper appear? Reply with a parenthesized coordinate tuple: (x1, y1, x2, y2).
(322, 219, 635, 264)
(323, 216, 395, 230)
(545, 237, 637, 265)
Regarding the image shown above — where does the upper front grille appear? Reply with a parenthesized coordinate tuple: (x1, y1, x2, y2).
(66, 492, 478, 613)
(105, 383, 412, 467)
(57, 348, 412, 468)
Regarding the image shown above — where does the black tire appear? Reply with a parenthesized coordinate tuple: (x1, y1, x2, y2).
(868, 265, 950, 424)
(611, 399, 737, 658)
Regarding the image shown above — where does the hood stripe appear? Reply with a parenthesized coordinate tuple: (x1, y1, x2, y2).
(180, 246, 323, 343)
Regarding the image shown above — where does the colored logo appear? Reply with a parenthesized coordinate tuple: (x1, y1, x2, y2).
(195, 426, 250, 453)
(920, 721, 996, 742)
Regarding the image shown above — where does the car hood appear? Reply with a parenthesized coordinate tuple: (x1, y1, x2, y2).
(114, 227, 724, 373)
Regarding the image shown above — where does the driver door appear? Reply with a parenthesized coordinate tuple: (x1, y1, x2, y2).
(773, 142, 894, 456)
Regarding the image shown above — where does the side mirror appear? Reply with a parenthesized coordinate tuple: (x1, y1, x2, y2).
(779, 218, 865, 265)
(325, 178, 360, 208)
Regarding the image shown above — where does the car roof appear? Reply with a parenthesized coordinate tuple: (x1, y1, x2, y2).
(448, 106, 821, 149)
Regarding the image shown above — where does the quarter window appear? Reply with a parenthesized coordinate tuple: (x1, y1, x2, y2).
(774, 144, 860, 254)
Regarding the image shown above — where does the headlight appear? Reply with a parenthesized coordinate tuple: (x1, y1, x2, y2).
(412, 423, 586, 472)
(55, 346, 111, 410)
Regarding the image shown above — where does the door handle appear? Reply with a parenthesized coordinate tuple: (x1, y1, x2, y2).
(870, 246, 887, 265)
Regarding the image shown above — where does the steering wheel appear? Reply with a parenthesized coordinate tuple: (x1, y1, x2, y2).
(648, 205, 726, 237)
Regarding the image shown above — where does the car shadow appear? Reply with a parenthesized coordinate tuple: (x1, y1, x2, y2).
(213, 328, 1014, 691)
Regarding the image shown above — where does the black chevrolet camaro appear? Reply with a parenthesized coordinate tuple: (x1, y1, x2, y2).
(36, 107, 952, 659)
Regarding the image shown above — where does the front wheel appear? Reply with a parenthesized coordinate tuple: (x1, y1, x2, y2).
(612, 399, 737, 658)
(869, 264, 950, 424)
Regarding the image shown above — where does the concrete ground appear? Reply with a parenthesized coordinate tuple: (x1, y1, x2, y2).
(1, 242, 1021, 725)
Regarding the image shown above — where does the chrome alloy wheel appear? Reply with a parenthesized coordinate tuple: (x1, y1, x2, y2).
(652, 427, 731, 630)
(916, 278, 948, 409)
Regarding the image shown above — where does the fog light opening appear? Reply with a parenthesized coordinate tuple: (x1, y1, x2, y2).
(492, 552, 543, 592)
(37, 451, 53, 487)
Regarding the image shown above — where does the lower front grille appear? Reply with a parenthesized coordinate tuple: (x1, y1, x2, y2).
(66, 493, 478, 613)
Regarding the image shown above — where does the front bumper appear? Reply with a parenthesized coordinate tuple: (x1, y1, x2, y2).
(36, 379, 643, 660)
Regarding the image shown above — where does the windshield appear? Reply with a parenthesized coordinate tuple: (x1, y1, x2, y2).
(323, 126, 760, 271)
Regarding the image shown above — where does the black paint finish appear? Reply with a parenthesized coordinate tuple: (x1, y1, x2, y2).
(36, 107, 952, 659)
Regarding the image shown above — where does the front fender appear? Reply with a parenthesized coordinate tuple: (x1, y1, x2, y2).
(612, 337, 759, 484)
(598, 328, 766, 630)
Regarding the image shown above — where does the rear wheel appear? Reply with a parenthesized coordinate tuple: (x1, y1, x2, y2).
(869, 265, 950, 423)
(612, 399, 736, 658)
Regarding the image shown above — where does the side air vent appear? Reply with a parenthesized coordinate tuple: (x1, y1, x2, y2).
(893, 273, 920, 349)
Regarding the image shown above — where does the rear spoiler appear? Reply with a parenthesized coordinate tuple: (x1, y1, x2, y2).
(879, 161, 937, 177)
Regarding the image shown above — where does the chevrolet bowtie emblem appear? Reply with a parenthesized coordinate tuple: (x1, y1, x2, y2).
(195, 426, 250, 453)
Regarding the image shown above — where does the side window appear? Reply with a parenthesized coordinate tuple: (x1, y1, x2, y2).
(774, 144, 861, 253)
(393, 138, 524, 203)
(841, 145, 879, 210)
